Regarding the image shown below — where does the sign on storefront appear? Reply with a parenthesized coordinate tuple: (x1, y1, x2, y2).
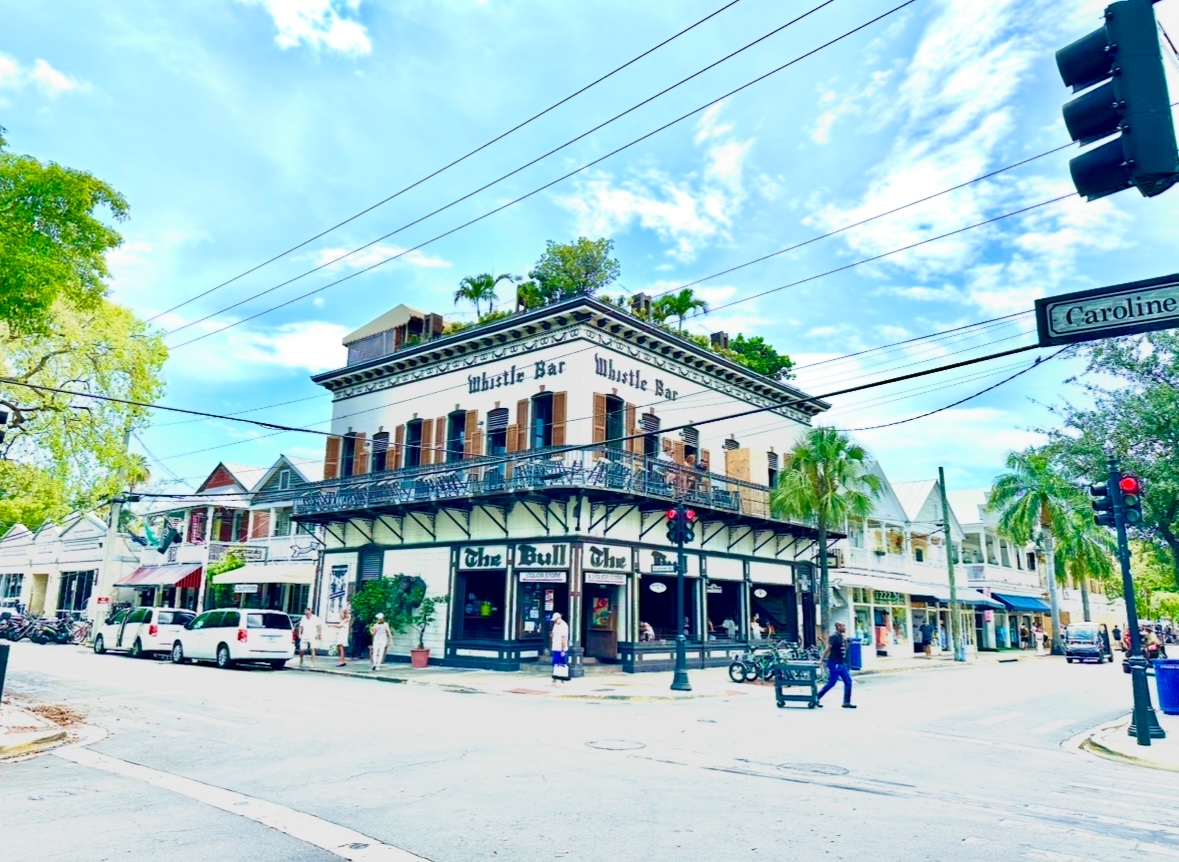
(640, 548, 693, 575)
(584, 544, 631, 573)
(515, 543, 568, 569)
(234, 584, 259, 594)
(585, 572, 628, 585)
(518, 571, 566, 583)
(461, 545, 508, 570)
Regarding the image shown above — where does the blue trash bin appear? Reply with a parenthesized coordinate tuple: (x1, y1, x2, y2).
(848, 638, 863, 671)
(1155, 659, 1179, 715)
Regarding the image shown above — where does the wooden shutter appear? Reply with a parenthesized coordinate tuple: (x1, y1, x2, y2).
(674, 441, 686, 464)
(393, 425, 405, 470)
(435, 416, 446, 462)
(470, 429, 484, 461)
(592, 393, 607, 460)
(352, 432, 368, 475)
(506, 425, 519, 453)
(552, 391, 567, 446)
(324, 436, 341, 480)
(516, 399, 530, 450)
(625, 402, 638, 455)
(249, 511, 271, 539)
(464, 410, 478, 458)
(420, 419, 433, 466)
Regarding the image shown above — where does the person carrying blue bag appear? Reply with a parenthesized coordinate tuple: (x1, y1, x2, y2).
(816, 621, 856, 709)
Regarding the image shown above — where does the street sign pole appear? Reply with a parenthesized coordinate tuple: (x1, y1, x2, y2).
(1108, 455, 1165, 744)
(670, 501, 692, 692)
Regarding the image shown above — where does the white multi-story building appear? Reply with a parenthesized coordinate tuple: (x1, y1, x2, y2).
(293, 297, 832, 673)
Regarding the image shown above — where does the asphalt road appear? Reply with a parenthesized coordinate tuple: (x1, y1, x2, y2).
(3, 642, 1177, 862)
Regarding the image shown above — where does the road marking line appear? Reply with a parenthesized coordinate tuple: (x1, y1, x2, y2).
(977, 711, 1025, 726)
(1028, 719, 1074, 734)
(54, 747, 430, 861)
(1065, 781, 1179, 805)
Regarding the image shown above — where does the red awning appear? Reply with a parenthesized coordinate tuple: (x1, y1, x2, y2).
(115, 564, 202, 591)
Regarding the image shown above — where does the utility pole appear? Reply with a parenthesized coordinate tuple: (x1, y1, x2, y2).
(938, 467, 965, 662)
(89, 423, 133, 634)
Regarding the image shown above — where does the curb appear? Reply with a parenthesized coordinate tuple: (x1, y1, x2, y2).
(1079, 725, 1179, 773)
(0, 728, 67, 759)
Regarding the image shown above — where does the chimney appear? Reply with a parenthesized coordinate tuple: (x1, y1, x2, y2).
(630, 293, 652, 318)
(710, 331, 729, 350)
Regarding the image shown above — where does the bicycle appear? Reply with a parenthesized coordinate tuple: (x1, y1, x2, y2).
(71, 619, 92, 645)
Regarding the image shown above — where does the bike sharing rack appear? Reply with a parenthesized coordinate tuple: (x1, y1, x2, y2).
(774, 660, 819, 709)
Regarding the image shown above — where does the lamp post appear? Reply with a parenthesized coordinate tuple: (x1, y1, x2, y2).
(669, 502, 692, 692)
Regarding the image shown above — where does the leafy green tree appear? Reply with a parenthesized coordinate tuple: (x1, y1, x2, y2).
(0, 461, 71, 533)
(528, 237, 620, 304)
(1055, 503, 1115, 622)
(453, 273, 517, 317)
(1042, 332, 1179, 589)
(351, 574, 427, 632)
(0, 127, 129, 334)
(987, 449, 1075, 654)
(769, 427, 882, 638)
(0, 298, 167, 517)
(652, 288, 708, 331)
(728, 334, 794, 380)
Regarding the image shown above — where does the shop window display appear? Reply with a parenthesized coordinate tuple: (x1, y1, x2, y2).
(638, 576, 697, 641)
(454, 571, 506, 640)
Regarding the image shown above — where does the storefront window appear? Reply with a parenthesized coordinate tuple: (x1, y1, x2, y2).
(890, 604, 908, 647)
(454, 571, 506, 640)
(704, 581, 742, 640)
(749, 584, 797, 642)
(517, 577, 567, 640)
(57, 570, 94, 618)
(854, 605, 872, 643)
(638, 576, 697, 641)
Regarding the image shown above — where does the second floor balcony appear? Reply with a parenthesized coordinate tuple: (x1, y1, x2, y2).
(963, 563, 1042, 590)
(292, 446, 823, 536)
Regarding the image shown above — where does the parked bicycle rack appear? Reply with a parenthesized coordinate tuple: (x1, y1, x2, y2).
(773, 661, 818, 709)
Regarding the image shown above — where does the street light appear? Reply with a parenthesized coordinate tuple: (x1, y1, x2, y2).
(666, 504, 695, 692)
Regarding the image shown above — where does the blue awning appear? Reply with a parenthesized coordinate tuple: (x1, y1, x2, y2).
(991, 593, 1051, 612)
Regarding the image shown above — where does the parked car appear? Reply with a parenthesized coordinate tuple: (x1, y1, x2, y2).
(93, 606, 196, 658)
(1064, 623, 1107, 664)
(169, 608, 294, 670)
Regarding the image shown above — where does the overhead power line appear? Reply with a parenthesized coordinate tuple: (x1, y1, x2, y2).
(164, 0, 918, 350)
(148, 0, 747, 323)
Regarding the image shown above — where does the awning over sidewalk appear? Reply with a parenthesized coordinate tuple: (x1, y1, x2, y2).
(115, 564, 202, 590)
(991, 593, 1051, 612)
(211, 562, 315, 586)
(833, 571, 917, 594)
(909, 585, 1005, 609)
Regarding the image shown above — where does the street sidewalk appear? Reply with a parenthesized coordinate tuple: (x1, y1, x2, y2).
(0, 701, 67, 757)
(292, 648, 1035, 701)
(1082, 708, 1179, 772)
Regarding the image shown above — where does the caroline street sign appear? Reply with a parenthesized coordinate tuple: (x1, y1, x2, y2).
(1036, 273, 1179, 346)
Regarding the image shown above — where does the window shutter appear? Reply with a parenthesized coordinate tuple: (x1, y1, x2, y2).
(324, 436, 341, 480)
(552, 391, 567, 446)
(516, 400, 530, 450)
(592, 393, 607, 460)
(625, 402, 638, 455)
(470, 429, 484, 460)
(358, 547, 383, 583)
(701, 448, 711, 473)
(674, 441, 686, 464)
(434, 416, 445, 462)
(464, 410, 478, 458)
(352, 432, 368, 475)
(249, 511, 270, 539)
(393, 425, 405, 470)
(420, 419, 433, 466)
(506, 425, 519, 453)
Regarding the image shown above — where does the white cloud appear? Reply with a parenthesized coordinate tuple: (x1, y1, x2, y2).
(239, 0, 372, 56)
(557, 105, 754, 263)
(0, 54, 88, 97)
(312, 243, 451, 270)
(231, 320, 349, 372)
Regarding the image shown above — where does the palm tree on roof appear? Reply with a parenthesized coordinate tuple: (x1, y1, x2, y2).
(652, 288, 708, 331)
(454, 273, 518, 318)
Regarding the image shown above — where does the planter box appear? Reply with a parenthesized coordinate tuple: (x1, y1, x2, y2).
(410, 647, 430, 668)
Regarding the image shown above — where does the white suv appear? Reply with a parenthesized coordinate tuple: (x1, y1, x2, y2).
(94, 606, 196, 658)
(170, 608, 294, 670)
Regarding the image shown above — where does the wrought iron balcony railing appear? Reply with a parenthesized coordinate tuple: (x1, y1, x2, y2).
(292, 447, 816, 530)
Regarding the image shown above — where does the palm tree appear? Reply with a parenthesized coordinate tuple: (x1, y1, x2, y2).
(769, 427, 882, 642)
(453, 273, 517, 318)
(1056, 503, 1115, 623)
(652, 288, 708, 330)
(987, 448, 1076, 655)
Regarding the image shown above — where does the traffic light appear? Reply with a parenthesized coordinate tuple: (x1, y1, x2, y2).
(157, 525, 181, 554)
(1056, 0, 1179, 200)
(1119, 474, 1144, 525)
(1090, 482, 1116, 527)
(665, 508, 681, 544)
(682, 509, 697, 543)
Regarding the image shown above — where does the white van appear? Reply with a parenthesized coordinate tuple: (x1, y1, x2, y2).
(93, 606, 196, 658)
(169, 608, 294, 670)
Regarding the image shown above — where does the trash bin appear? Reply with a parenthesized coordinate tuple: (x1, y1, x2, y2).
(1155, 659, 1179, 715)
(848, 638, 863, 671)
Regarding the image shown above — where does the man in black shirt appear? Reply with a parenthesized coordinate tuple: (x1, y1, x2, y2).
(816, 621, 856, 708)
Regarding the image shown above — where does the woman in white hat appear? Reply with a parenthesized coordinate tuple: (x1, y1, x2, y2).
(370, 612, 392, 671)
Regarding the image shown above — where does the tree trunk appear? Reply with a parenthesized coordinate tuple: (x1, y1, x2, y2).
(817, 520, 830, 643)
(1080, 576, 1091, 622)
(1160, 526, 1179, 591)
(1043, 532, 1064, 655)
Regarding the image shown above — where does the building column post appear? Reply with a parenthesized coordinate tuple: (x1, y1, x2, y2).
(568, 542, 585, 678)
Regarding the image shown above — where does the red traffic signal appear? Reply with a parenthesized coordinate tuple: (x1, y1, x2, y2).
(666, 509, 679, 520)
(1118, 475, 1143, 495)
(684, 509, 697, 522)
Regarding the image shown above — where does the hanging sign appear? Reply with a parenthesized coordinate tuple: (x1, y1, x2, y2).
(515, 543, 569, 569)
(1035, 273, 1179, 346)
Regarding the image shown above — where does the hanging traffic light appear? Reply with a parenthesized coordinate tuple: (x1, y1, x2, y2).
(665, 508, 681, 544)
(1090, 482, 1116, 527)
(157, 525, 181, 554)
(1119, 474, 1144, 525)
(682, 508, 697, 543)
(1056, 0, 1179, 200)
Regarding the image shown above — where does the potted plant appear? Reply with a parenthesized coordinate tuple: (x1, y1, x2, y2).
(410, 594, 448, 668)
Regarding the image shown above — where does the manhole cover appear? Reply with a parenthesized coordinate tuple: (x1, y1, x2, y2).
(777, 763, 849, 776)
(586, 739, 646, 751)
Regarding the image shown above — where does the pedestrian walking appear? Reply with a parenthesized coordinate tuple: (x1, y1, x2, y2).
(1034, 624, 1047, 656)
(331, 607, 351, 667)
(296, 608, 321, 668)
(1019, 624, 1029, 650)
(551, 612, 570, 684)
(920, 621, 934, 658)
(1112, 625, 1122, 651)
(816, 622, 855, 708)
(370, 612, 391, 671)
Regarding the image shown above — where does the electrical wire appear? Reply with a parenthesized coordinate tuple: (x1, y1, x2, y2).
(148, 0, 747, 322)
(164, 0, 918, 349)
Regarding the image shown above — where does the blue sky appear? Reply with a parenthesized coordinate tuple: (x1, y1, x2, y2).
(3, 0, 1179, 493)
